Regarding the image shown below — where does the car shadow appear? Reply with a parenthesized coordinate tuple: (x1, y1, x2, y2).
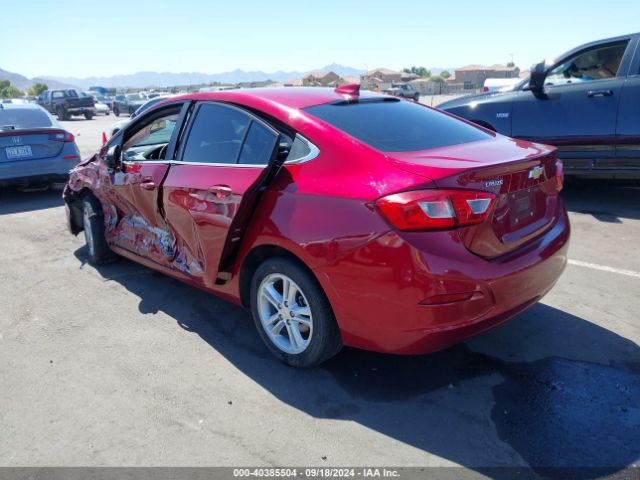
(562, 179, 640, 222)
(0, 187, 64, 215)
(76, 248, 639, 479)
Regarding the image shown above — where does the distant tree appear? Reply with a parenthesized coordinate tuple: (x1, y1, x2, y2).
(0, 80, 23, 98)
(403, 66, 431, 78)
(27, 82, 48, 96)
(429, 75, 445, 83)
(440, 70, 451, 79)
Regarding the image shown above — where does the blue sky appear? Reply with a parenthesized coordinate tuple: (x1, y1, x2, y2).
(3, 0, 640, 78)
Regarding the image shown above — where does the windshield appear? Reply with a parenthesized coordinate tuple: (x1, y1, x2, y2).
(126, 93, 143, 101)
(304, 99, 490, 152)
(0, 107, 53, 129)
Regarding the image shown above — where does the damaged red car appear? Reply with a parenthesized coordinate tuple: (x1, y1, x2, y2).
(64, 85, 569, 367)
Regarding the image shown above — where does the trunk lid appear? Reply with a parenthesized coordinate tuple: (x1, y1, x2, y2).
(0, 129, 66, 162)
(387, 136, 561, 258)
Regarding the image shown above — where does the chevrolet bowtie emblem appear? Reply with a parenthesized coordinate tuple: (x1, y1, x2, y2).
(528, 165, 544, 180)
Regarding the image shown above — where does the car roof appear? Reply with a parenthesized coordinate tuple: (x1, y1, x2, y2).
(0, 102, 47, 110)
(169, 87, 385, 110)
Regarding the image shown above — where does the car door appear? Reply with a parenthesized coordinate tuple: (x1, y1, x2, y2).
(511, 39, 632, 173)
(115, 95, 124, 110)
(615, 36, 640, 173)
(104, 102, 188, 266)
(161, 101, 281, 287)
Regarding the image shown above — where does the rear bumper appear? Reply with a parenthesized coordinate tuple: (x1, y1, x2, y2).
(0, 156, 76, 185)
(315, 199, 570, 355)
(66, 107, 95, 115)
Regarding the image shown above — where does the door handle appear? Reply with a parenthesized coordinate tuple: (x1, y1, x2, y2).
(139, 179, 156, 190)
(208, 184, 232, 198)
(587, 89, 613, 97)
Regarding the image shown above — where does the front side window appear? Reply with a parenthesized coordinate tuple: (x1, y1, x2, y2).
(52, 91, 64, 99)
(305, 99, 490, 152)
(122, 110, 180, 161)
(545, 42, 628, 86)
(181, 103, 250, 164)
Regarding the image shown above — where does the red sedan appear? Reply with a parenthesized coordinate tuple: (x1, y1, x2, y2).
(63, 85, 569, 367)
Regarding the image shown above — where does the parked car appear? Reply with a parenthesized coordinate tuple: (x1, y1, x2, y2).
(439, 33, 640, 179)
(37, 89, 95, 120)
(63, 86, 569, 367)
(110, 95, 174, 136)
(0, 103, 80, 188)
(112, 93, 146, 116)
(384, 82, 420, 101)
(85, 93, 110, 116)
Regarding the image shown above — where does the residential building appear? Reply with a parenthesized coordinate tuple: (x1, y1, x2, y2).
(360, 68, 403, 90)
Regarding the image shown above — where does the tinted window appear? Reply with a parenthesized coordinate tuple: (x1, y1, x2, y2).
(238, 122, 277, 165)
(182, 103, 250, 164)
(304, 99, 489, 152)
(0, 107, 53, 129)
(286, 136, 312, 162)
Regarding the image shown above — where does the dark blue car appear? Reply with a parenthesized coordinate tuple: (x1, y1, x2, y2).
(438, 33, 640, 179)
(0, 104, 81, 188)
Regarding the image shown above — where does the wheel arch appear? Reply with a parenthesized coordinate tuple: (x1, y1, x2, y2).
(239, 244, 322, 309)
(65, 187, 99, 234)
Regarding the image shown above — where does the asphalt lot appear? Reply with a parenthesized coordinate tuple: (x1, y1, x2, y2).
(0, 114, 639, 477)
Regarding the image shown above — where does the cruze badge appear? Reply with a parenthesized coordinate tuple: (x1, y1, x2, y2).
(528, 165, 544, 180)
(485, 179, 503, 187)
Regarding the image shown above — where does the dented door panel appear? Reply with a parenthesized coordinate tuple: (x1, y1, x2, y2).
(107, 162, 176, 265)
(162, 164, 266, 287)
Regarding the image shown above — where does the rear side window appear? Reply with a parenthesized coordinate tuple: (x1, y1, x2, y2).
(238, 122, 277, 165)
(182, 103, 250, 164)
(0, 108, 53, 129)
(304, 99, 490, 152)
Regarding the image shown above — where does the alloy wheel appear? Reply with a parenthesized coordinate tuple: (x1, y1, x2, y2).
(257, 273, 313, 354)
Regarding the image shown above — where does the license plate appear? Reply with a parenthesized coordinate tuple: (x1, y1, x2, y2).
(6, 145, 33, 159)
(509, 190, 537, 228)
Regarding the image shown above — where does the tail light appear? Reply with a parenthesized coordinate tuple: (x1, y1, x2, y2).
(555, 158, 564, 192)
(482, 86, 489, 92)
(376, 189, 496, 231)
(49, 131, 75, 143)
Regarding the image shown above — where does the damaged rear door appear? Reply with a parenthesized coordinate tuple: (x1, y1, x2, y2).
(106, 102, 188, 266)
(161, 101, 284, 286)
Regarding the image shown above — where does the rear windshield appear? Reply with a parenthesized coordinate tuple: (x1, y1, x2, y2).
(304, 99, 490, 152)
(0, 108, 53, 129)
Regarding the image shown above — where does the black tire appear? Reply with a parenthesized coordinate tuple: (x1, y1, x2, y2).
(414, 94, 420, 101)
(57, 107, 69, 121)
(81, 195, 116, 265)
(128, 107, 135, 116)
(113, 106, 120, 117)
(84, 111, 94, 120)
(250, 257, 342, 367)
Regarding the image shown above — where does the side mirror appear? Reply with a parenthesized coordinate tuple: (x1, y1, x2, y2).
(528, 61, 548, 97)
(105, 144, 121, 170)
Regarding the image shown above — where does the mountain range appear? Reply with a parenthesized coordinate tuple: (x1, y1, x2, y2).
(0, 68, 78, 91)
(29, 63, 365, 89)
